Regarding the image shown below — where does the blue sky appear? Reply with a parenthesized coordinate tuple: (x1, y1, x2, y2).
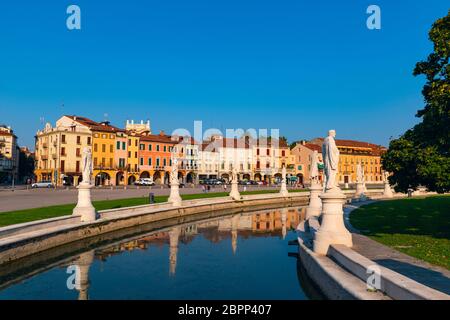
(0, 1, 448, 148)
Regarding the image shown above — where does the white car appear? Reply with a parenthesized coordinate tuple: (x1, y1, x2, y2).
(32, 181, 54, 188)
(135, 178, 155, 186)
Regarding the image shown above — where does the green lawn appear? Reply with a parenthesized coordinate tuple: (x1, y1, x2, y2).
(350, 196, 450, 269)
(0, 189, 307, 228)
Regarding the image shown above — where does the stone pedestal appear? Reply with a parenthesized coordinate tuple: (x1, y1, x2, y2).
(280, 180, 289, 197)
(305, 183, 322, 220)
(229, 181, 240, 200)
(168, 181, 182, 207)
(313, 189, 353, 255)
(73, 182, 97, 222)
(383, 181, 393, 198)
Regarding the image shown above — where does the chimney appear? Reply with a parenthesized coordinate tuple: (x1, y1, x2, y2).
(159, 130, 165, 136)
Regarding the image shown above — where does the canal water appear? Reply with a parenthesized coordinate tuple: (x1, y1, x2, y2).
(0, 206, 321, 300)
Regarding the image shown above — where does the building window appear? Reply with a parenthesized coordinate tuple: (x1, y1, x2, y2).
(266, 149, 270, 156)
(110, 145, 113, 153)
(117, 141, 121, 150)
(149, 144, 152, 151)
(102, 144, 106, 152)
(282, 150, 286, 157)
(77, 136, 81, 144)
(156, 158, 160, 166)
(163, 158, 167, 166)
(122, 142, 126, 150)
(148, 158, 152, 166)
(128, 139, 131, 146)
(87, 137, 91, 145)
(61, 147, 66, 156)
(140, 144, 145, 150)
(60, 160, 65, 172)
(61, 135, 66, 143)
(94, 158, 98, 166)
(257, 149, 260, 156)
(135, 140, 138, 147)
(140, 158, 144, 166)
(76, 148, 81, 157)
(76, 161, 80, 172)
(156, 145, 160, 152)
(128, 151, 131, 158)
(101, 158, 105, 167)
(164, 146, 167, 152)
(135, 152, 137, 158)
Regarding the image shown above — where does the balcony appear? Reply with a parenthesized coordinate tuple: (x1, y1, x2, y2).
(41, 154, 48, 160)
(52, 153, 57, 159)
(42, 143, 48, 148)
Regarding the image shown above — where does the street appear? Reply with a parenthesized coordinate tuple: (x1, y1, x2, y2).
(0, 185, 290, 213)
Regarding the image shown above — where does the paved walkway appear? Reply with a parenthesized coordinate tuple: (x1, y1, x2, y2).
(0, 185, 294, 213)
(344, 201, 450, 295)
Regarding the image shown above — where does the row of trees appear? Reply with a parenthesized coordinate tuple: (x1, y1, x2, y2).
(382, 11, 449, 194)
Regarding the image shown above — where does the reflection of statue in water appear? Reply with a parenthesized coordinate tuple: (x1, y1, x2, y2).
(82, 147, 93, 184)
(322, 130, 340, 191)
(169, 227, 180, 276)
(231, 214, 240, 255)
(75, 250, 95, 301)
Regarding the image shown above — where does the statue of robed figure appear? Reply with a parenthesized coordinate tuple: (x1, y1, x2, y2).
(81, 147, 93, 185)
(322, 130, 340, 191)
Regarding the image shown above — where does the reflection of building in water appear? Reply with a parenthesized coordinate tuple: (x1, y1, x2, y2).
(75, 250, 95, 301)
(252, 208, 300, 235)
(89, 209, 303, 279)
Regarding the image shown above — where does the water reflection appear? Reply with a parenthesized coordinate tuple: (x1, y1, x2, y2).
(0, 207, 314, 300)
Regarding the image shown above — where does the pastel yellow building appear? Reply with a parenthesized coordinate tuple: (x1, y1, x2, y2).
(0, 125, 20, 183)
(35, 116, 92, 186)
(308, 138, 386, 184)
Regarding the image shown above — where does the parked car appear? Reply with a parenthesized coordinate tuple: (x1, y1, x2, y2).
(32, 181, 54, 188)
(135, 178, 155, 186)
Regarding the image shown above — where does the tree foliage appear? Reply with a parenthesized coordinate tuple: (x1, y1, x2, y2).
(382, 11, 450, 193)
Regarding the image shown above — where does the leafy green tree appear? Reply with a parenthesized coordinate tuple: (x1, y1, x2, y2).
(382, 11, 450, 193)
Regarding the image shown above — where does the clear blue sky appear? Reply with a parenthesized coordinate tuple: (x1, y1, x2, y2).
(0, 1, 448, 149)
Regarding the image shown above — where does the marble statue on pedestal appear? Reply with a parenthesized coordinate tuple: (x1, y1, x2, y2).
(383, 171, 394, 198)
(168, 155, 182, 206)
(229, 167, 241, 200)
(322, 130, 339, 191)
(73, 147, 97, 222)
(355, 162, 366, 198)
(280, 165, 289, 196)
(306, 150, 322, 219)
(81, 147, 93, 184)
(313, 130, 352, 255)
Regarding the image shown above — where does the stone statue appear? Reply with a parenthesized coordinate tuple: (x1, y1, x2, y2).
(322, 130, 340, 191)
(310, 150, 319, 183)
(81, 147, 93, 184)
(231, 167, 238, 183)
(356, 163, 364, 183)
(170, 156, 179, 185)
(282, 165, 287, 183)
(384, 171, 390, 182)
